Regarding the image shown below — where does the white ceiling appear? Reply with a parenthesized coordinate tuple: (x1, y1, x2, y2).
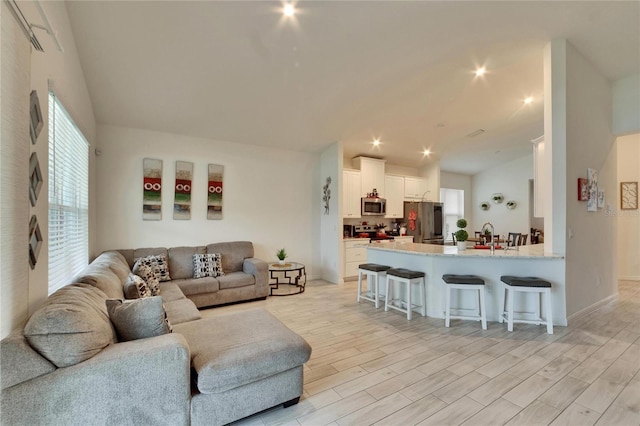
(65, 1, 639, 175)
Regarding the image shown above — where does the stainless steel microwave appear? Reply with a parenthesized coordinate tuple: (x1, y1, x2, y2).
(361, 197, 386, 216)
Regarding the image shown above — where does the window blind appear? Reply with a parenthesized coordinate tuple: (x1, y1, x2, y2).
(48, 92, 89, 294)
(440, 188, 465, 241)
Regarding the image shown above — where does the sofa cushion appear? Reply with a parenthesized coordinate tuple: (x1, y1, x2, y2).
(133, 254, 171, 282)
(206, 241, 254, 273)
(24, 284, 116, 368)
(164, 299, 202, 325)
(133, 263, 161, 296)
(173, 309, 311, 394)
(172, 277, 219, 296)
(159, 281, 187, 302)
(193, 253, 225, 279)
(73, 265, 125, 300)
(123, 273, 151, 299)
(217, 272, 255, 290)
(106, 297, 172, 342)
(1, 332, 56, 390)
(92, 251, 131, 282)
(169, 246, 205, 280)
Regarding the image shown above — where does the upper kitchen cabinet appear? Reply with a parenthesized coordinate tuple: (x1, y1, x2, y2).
(343, 169, 361, 218)
(353, 157, 385, 197)
(384, 175, 404, 218)
(404, 176, 428, 200)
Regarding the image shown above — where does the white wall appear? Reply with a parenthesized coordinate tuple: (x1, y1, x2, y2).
(470, 155, 533, 237)
(320, 143, 342, 283)
(95, 125, 321, 278)
(440, 171, 473, 224)
(612, 73, 640, 135)
(1, 1, 95, 338)
(1, 1, 31, 338)
(420, 161, 441, 202)
(560, 39, 618, 318)
(616, 133, 640, 280)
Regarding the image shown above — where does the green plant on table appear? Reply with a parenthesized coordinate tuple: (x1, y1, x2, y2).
(276, 248, 288, 261)
(454, 218, 468, 242)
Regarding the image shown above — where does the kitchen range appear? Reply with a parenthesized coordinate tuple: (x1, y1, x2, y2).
(353, 224, 395, 241)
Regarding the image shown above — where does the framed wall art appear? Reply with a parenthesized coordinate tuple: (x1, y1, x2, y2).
(587, 168, 598, 212)
(173, 161, 193, 220)
(620, 181, 638, 210)
(29, 152, 43, 206)
(30, 90, 43, 145)
(207, 164, 224, 220)
(578, 178, 588, 201)
(143, 158, 163, 220)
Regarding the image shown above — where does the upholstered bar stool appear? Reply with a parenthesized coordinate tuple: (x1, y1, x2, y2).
(357, 263, 391, 308)
(385, 268, 426, 320)
(442, 274, 487, 330)
(499, 276, 553, 334)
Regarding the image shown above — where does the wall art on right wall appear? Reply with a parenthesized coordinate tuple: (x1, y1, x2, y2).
(621, 181, 638, 210)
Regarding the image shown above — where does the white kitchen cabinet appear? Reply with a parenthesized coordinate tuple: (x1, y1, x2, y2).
(353, 157, 385, 197)
(404, 176, 428, 200)
(344, 239, 368, 278)
(343, 169, 361, 218)
(384, 175, 404, 218)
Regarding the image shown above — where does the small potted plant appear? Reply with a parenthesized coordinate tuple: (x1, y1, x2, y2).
(276, 248, 287, 265)
(454, 218, 468, 251)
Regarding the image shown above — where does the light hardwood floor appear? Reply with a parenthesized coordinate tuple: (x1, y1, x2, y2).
(200, 280, 640, 426)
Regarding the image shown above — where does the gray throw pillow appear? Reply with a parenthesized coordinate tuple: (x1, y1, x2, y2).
(193, 253, 225, 278)
(123, 273, 151, 299)
(106, 297, 172, 342)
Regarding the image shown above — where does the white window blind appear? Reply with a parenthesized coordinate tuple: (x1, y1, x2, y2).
(48, 92, 89, 294)
(440, 188, 464, 241)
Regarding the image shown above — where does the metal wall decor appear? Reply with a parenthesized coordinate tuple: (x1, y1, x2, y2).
(29, 152, 43, 206)
(506, 200, 517, 210)
(30, 90, 43, 145)
(480, 201, 490, 210)
(29, 215, 43, 269)
(491, 193, 504, 204)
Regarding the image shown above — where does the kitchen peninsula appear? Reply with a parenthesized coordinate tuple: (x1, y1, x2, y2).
(366, 243, 567, 326)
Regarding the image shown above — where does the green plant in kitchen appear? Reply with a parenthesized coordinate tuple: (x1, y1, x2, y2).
(454, 218, 468, 242)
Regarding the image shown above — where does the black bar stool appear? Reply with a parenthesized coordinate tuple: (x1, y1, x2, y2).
(357, 263, 391, 308)
(499, 276, 553, 334)
(442, 274, 487, 330)
(385, 268, 426, 320)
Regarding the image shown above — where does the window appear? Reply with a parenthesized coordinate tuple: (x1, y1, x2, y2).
(440, 188, 464, 242)
(48, 92, 89, 294)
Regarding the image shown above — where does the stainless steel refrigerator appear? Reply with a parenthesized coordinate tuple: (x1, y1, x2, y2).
(403, 201, 444, 244)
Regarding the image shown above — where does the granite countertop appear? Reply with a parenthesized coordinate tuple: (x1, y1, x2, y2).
(366, 242, 564, 260)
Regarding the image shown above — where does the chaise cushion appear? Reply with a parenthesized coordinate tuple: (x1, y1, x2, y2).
(159, 281, 187, 302)
(173, 309, 311, 394)
(169, 246, 206, 280)
(164, 299, 202, 325)
(24, 284, 116, 368)
(172, 277, 220, 296)
(106, 297, 172, 342)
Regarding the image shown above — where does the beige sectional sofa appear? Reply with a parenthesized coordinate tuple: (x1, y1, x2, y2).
(1, 242, 311, 426)
(117, 241, 270, 308)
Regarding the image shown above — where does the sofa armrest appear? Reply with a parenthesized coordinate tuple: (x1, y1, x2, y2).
(244, 257, 269, 296)
(1, 334, 191, 426)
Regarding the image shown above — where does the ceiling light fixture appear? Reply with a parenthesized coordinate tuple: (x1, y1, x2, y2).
(283, 3, 295, 17)
(475, 67, 486, 77)
(423, 149, 431, 156)
(523, 97, 533, 104)
(372, 139, 381, 147)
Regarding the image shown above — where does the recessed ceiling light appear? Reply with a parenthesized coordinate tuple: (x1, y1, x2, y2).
(283, 3, 295, 17)
(475, 67, 486, 77)
(372, 139, 381, 147)
(422, 149, 431, 156)
(524, 97, 533, 104)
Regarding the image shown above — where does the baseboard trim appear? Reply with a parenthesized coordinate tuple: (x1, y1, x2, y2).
(618, 275, 640, 281)
(567, 293, 618, 323)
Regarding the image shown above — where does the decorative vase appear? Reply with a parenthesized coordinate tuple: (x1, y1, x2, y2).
(457, 241, 466, 251)
(278, 259, 285, 265)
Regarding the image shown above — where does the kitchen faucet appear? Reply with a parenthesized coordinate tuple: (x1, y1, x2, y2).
(481, 222, 495, 254)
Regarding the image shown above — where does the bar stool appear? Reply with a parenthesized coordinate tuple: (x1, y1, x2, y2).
(385, 268, 426, 320)
(442, 274, 487, 330)
(357, 263, 391, 308)
(499, 276, 553, 334)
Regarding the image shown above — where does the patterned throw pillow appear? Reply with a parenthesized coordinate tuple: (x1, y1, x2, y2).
(193, 253, 224, 279)
(133, 254, 171, 282)
(132, 263, 161, 296)
(123, 273, 151, 299)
